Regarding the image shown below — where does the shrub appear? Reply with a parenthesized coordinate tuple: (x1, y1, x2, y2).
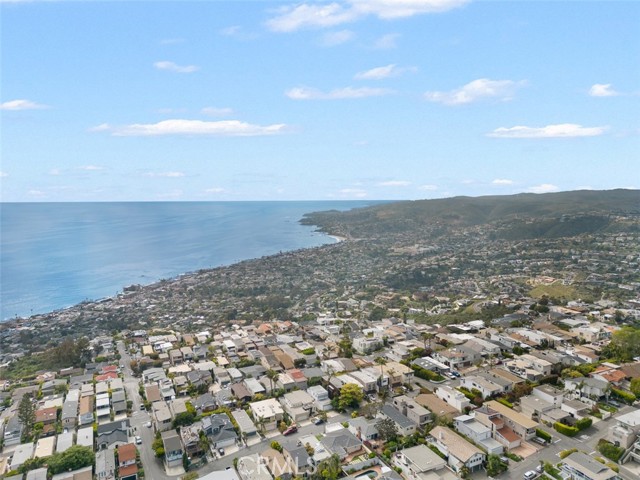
(611, 388, 637, 405)
(536, 428, 552, 442)
(496, 397, 513, 408)
(559, 448, 578, 459)
(576, 418, 592, 431)
(554, 422, 579, 437)
(428, 444, 446, 459)
(505, 452, 522, 462)
(597, 439, 625, 463)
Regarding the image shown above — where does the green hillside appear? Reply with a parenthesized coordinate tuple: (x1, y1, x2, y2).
(302, 189, 640, 240)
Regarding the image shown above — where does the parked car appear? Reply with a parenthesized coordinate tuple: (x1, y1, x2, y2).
(145, 421, 152, 428)
(218, 447, 225, 455)
(499, 456, 509, 465)
(135, 436, 142, 445)
(311, 417, 324, 425)
(523, 471, 537, 480)
(283, 425, 298, 436)
(536, 465, 543, 473)
(532, 436, 546, 445)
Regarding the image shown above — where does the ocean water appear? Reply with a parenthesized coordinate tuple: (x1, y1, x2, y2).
(0, 201, 374, 321)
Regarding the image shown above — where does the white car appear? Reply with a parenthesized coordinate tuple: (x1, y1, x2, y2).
(523, 471, 536, 480)
(135, 436, 142, 445)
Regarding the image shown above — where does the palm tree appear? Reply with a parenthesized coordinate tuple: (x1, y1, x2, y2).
(374, 357, 387, 391)
(266, 369, 279, 395)
(421, 332, 434, 353)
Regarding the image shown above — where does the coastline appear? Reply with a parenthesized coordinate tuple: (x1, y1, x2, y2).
(328, 235, 346, 243)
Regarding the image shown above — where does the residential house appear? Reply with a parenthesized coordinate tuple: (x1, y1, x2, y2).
(232, 409, 258, 439)
(608, 409, 640, 449)
(35, 406, 58, 437)
(280, 390, 315, 422)
(559, 451, 620, 480)
(307, 385, 332, 411)
(192, 393, 217, 414)
(56, 431, 74, 453)
(231, 383, 253, 403)
(34, 436, 56, 458)
(433, 346, 481, 370)
(320, 427, 363, 460)
(76, 426, 94, 448)
(203, 413, 238, 448)
(260, 447, 293, 479)
(3, 414, 24, 447)
(95, 448, 116, 480)
(117, 443, 138, 480)
(62, 389, 80, 429)
(180, 423, 204, 458)
(564, 377, 610, 404)
(392, 395, 431, 427)
(353, 336, 383, 355)
(250, 398, 284, 432)
(485, 400, 538, 441)
(111, 390, 127, 415)
(162, 430, 184, 470)
(434, 386, 471, 412)
(348, 417, 378, 442)
(152, 401, 173, 432)
(283, 445, 313, 476)
(414, 394, 458, 421)
(428, 426, 486, 474)
(78, 394, 94, 426)
(379, 403, 417, 437)
(459, 376, 503, 399)
(236, 455, 273, 480)
(96, 419, 130, 450)
(393, 444, 447, 478)
(10, 442, 35, 471)
(454, 415, 503, 454)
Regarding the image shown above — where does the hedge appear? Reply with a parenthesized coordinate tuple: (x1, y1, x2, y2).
(554, 422, 579, 437)
(411, 365, 445, 382)
(597, 439, 625, 463)
(576, 418, 592, 431)
(496, 397, 513, 409)
(536, 428, 552, 442)
(559, 448, 578, 459)
(611, 388, 637, 405)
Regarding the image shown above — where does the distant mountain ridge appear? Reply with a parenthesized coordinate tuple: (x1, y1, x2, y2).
(302, 189, 640, 240)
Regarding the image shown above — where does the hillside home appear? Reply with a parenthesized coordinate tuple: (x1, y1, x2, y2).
(459, 375, 503, 399)
(485, 400, 538, 441)
(348, 417, 379, 442)
(454, 415, 503, 454)
(117, 443, 138, 480)
(250, 398, 284, 432)
(392, 395, 431, 427)
(162, 430, 184, 470)
(95, 448, 116, 480)
(564, 377, 610, 404)
(307, 385, 332, 411)
(280, 390, 315, 422)
(435, 386, 471, 412)
(428, 426, 486, 474)
(379, 403, 417, 437)
(320, 427, 363, 460)
(608, 409, 640, 449)
(559, 451, 619, 480)
(393, 444, 447, 478)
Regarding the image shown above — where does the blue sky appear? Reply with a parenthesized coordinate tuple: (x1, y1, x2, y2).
(1, 0, 638, 202)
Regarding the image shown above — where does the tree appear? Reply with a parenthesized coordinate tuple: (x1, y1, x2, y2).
(310, 454, 341, 480)
(602, 326, 640, 362)
(47, 445, 95, 475)
(18, 393, 35, 441)
(270, 441, 283, 453)
(266, 369, 280, 394)
(421, 332, 435, 353)
(338, 383, 364, 410)
(486, 454, 508, 477)
(173, 411, 196, 428)
(375, 417, 398, 442)
(630, 377, 640, 398)
(374, 356, 387, 386)
(338, 335, 353, 358)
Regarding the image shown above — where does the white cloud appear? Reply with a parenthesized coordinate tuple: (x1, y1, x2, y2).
(320, 29, 355, 46)
(78, 165, 104, 171)
(156, 189, 184, 200)
(27, 189, 46, 198)
(91, 119, 288, 137)
(425, 78, 525, 105)
(0, 99, 49, 110)
(201, 106, 234, 116)
(419, 184, 438, 190)
(144, 171, 186, 178)
(378, 180, 411, 187)
(373, 33, 400, 49)
(153, 61, 199, 73)
(266, 1, 469, 32)
(204, 187, 225, 194)
(339, 188, 368, 197)
(492, 178, 513, 185)
(588, 83, 619, 97)
(0, 171, 8, 177)
(488, 123, 608, 139)
(527, 184, 560, 194)
(286, 86, 393, 100)
(355, 64, 415, 80)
